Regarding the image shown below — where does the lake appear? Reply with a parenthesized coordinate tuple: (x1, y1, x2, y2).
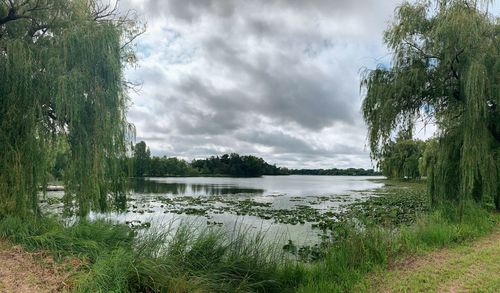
(42, 175, 384, 246)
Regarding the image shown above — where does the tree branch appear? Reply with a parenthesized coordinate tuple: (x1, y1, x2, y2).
(404, 40, 440, 60)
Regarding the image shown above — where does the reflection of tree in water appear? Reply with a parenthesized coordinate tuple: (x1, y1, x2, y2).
(188, 183, 262, 196)
(131, 179, 263, 196)
(131, 179, 185, 194)
(190, 184, 204, 194)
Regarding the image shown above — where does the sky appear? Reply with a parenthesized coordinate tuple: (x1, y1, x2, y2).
(119, 0, 497, 169)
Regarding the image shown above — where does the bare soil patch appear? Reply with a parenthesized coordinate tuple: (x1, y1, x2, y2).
(0, 240, 77, 293)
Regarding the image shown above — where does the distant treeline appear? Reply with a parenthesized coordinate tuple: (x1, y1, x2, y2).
(131, 141, 380, 178)
(132, 141, 286, 177)
(191, 154, 285, 177)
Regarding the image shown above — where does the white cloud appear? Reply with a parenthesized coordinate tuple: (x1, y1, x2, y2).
(122, 0, 408, 168)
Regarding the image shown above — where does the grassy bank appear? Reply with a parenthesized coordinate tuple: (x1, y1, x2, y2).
(0, 216, 298, 292)
(296, 197, 497, 291)
(0, 180, 498, 292)
(359, 224, 500, 292)
(284, 180, 498, 292)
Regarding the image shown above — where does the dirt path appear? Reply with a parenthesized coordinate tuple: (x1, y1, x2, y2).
(0, 240, 74, 293)
(364, 226, 500, 292)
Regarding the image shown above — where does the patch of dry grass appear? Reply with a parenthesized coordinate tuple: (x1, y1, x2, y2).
(0, 240, 81, 293)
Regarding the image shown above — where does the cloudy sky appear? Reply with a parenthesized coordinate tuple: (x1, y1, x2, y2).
(118, 0, 465, 169)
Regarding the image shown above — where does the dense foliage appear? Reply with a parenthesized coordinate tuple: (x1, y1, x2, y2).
(131, 141, 285, 177)
(131, 141, 380, 177)
(362, 0, 500, 208)
(0, 1, 139, 217)
(379, 136, 426, 179)
(191, 153, 285, 177)
(148, 156, 197, 177)
(132, 141, 150, 177)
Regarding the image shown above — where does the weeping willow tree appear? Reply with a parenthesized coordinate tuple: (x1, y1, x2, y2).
(0, 0, 141, 217)
(379, 135, 426, 180)
(362, 0, 499, 209)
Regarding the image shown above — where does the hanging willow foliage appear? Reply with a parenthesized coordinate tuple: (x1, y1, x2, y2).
(379, 135, 426, 180)
(0, 0, 139, 217)
(362, 0, 499, 209)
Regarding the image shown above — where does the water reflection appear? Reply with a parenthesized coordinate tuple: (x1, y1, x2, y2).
(130, 178, 265, 196)
(43, 176, 385, 247)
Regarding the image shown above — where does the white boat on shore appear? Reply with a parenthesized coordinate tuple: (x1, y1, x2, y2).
(46, 185, 64, 191)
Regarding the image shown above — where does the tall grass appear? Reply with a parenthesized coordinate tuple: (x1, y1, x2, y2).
(399, 201, 497, 250)
(0, 185, 497, 292)
(0, 216, 132, 261)
(296, 201, 497, 292)
(0, 215, 299, 292)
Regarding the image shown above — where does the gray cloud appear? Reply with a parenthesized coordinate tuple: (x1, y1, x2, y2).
(237, 130, 316, 154)
(142, 0, 235, 22)
(122, 0, 403, 168)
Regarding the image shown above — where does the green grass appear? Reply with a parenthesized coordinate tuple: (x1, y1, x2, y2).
(292, 180, 498, 292)
(294, 201, 497, 292)
(0, 216, 133, 261)
(0, 215, 299, 292)
(0, 180, 498, 292)
(359, 223, 500, 292)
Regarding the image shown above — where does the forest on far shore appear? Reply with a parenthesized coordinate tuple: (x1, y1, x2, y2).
(126, 141, 381, 178)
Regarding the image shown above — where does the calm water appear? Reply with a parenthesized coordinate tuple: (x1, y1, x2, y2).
(44, 175, 384, 246)
(136, 175, 380, 197)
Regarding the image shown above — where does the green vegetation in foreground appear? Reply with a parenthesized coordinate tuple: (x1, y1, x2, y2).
(0, 216, 298, 292)
(1, 0, 499, 291)
(1, 180, 498, 292)
(294, 181, 498, 292)
(358, 224, 500, 292)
